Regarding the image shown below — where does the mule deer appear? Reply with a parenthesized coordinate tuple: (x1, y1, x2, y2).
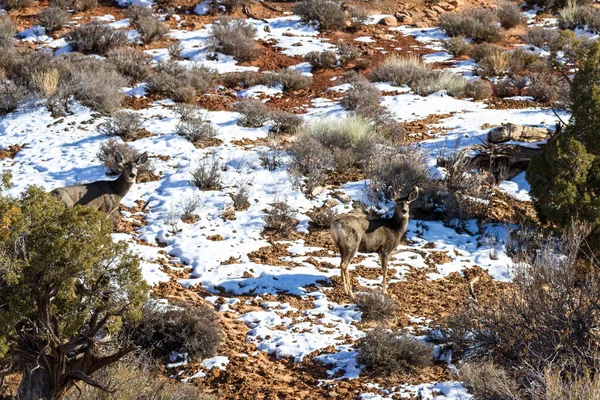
(330, 186, 419, 296)
(51, 151, 148, 219)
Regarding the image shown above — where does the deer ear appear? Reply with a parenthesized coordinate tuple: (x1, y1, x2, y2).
(114, 150, 124, 165)
(387, 186, 397, 200)
(407, 186, 419, 203)
(135, 152, 148, 165)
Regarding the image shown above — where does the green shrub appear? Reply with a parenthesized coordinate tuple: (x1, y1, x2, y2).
(0, 186, 147, 399)
(439, 8, 503, 43)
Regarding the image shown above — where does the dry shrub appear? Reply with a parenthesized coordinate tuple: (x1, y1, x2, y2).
(191, 157, 222, 190)
(97, 138, 155, 178)
(31, 69, 60, 98)
(448, 222, 600, 386)
(470, 42, 504, 63)
(340, 77, 389, 121)
(542, 368, 600, 400)
(306, 206, 337, 228)
(497, 2, 525, 29)
(293, 0, 346, 31)
(134, 15, 169, 44)
(355, 292, 397, 322)
(348, 5, 367, 31)
(231, 180, 251, 211)
(75, 0, 97, 10)
(442, 37, 473, 57)
(0, 81, 25, 115)
(459, 361, 521, 400)
(275, 68, 312, 91)
(63, 363, 215, 400)
(264, 199, 297, 233)
(557, 2, 600, 31)
(234, 99, 270, 127)
(258, 148, 283, 171)
(97, 111, 144, 141)
(304, 50, 337, 69)
(528, 71, 562, 102)
(465, 79, 494, 100)
(0, 0, 33, 10)
(65, 22, 129, 55)
(270, 110, 303, 134)
(507, 48, 541, 75)
(36, 7, 68, 33)
(208, 17, 258, 61)
(357, 327, 433, 376)
(168, 40, 183, 58)
(175, 117, 218, 143)
(127, 302, 222, 361)
(0, 13, 15, 44)
(147, 62, 217, 100)
(52, 54, 127, 114)
(107, 47, 151, 84)
(437, 147, 489, 221)
(367, 146, 431, 203)
(439, 8, 503, 43)
(124, 5, 153, 24)
(337, 41, 360, 66)
(522, 26, 559, 48)
(289, 136, 331, 193)
(179, 194, 201, 222)
(477, 49, 511, 77)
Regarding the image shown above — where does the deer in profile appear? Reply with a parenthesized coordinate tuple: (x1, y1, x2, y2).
(51, 151, 148, 220)
(330, 186, 419, 296)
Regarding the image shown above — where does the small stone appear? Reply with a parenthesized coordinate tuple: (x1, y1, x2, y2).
(333, 192, 351, 204)
(432, 5, 445, 14)
(311, 186, 325, 197)
(323, 198, 338, 208)
(400, 16, 414, 24)
(449, 0, 461, 6)
(381, 15, 398, 27)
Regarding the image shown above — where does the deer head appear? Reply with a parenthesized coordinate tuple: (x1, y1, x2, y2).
(114, 151, 149, 184)
(388, 186, 419, 217)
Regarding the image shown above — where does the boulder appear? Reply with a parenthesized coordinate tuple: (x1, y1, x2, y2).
(381, 15, 398, 26)
(487, 123, 553, 144)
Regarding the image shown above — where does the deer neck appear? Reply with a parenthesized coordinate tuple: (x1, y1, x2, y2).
(390, 208, 409, 233)
(112, 171, 134, 198)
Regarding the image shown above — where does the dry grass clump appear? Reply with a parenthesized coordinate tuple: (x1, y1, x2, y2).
(65, 22, 129, 55)
(126, 302, 222, 361)
(234, 99, 270, 127)
(293, 0, 346, 31)
(357, 327, 433, 376)
(442, 37, 473, 57)
(0, 13, 15, 44)
(36, 7, 68, 32)
(107, 47, 152, 84)
(97, 138, 155, 178)
(355, 292, 398, 322)
(97, 111, 144, 140)
(208, 17, 258, 61)
(439, 8, 503, 43)
(459, 361, 521, 400)
(231, 180, 251, 211)
(558, 2, 600, 32)
(372, 55, 479, 98)
(63, 363, 216, 400)
(191, 157, 222, 191)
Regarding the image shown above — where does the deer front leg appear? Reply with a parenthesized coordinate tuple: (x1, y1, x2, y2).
(379, 251, 389, 295)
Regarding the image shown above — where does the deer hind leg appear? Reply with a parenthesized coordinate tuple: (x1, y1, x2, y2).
(379, 251, 390, 295)
(340, 245, 359, 297)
